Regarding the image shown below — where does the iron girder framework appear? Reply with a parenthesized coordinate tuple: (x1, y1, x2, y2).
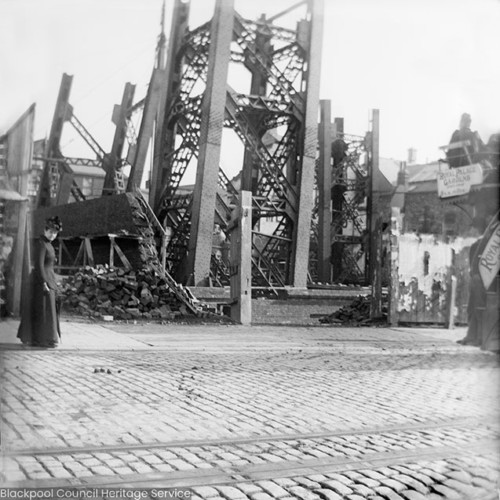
(37, 74, 138, 208)
(310, 132, 371, 285)
(330, 133, 370, 284)
(151, 0, 324, 288)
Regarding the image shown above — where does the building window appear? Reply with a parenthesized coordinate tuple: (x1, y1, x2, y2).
(423, 251, 430, 276)
(28, 169, 42, 197)
(73, 176, 104, 199)
(443, 211, 457, 237)
(81, 177, 93, 197)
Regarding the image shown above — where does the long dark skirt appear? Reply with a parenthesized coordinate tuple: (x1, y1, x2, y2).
(459, 274, 487, 346)
(17, 275, 60, 347)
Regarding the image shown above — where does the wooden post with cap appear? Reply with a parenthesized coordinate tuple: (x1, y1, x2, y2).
(229, 190, 252, 325)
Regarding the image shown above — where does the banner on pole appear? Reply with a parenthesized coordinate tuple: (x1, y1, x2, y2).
(479, 221, 500, 290)
(437, 163, 483, 198)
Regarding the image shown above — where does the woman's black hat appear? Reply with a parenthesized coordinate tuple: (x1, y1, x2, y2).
(45, 216, 62, 231)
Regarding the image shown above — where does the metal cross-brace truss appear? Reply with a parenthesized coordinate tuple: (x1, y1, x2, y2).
(315, 132, 370, 284)
(150, 0, 324, 288)
(37, 74, 87, 207)
(37, 72, 156, 207)
(37, 73, 136, 207)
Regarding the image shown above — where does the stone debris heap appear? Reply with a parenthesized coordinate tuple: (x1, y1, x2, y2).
(61, 265, 210, 321)
(59, 193, 217, 321)
(128, 193, 162, 272)
(319, 294, 388, 326)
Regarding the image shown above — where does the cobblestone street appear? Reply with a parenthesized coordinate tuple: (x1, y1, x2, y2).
(1, 320, 499, 499)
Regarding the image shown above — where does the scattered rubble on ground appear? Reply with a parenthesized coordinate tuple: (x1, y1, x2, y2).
(319, 294, 388, 326)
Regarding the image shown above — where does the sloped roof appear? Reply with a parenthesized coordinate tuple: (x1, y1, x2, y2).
(375, 168, 395, 194)
(406, 161, 440, 183)
(379, 157, 401, 184)
(391, 185, 406, 209)
(407, 180, 437, 193)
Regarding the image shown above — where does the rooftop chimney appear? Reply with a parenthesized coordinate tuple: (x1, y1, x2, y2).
(407, 147, 417, 165)
(397, 161, 409, 187)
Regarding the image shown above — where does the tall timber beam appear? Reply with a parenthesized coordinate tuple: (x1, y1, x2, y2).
(187, 0, 234, 285)
(38, 73, 111, 206)
(291, 0, 324, 287)
(46, 73, 73, 160)
(127, 2, 168, 193)
(330, 117, 344, 282)
(126, 70, 164, 192)
(317, 100, 332, 283)
(368, 108, 382, 317)
(37, 73, 74, 207)
(150, 0, 190, 212)
(103, 82, 135, 195)
(240, 14, 272, 194)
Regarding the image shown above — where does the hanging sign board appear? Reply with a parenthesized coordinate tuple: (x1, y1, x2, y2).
(479, 221, 500, 290)
(437, 163, 483, 198)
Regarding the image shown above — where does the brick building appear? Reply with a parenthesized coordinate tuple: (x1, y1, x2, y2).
(394, 161, 477, 237)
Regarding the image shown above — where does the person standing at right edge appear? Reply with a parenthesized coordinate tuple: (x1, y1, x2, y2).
(17, 216, 62, 348)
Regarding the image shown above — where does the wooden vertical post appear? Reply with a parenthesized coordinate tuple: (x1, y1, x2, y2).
(12, 205, 29, 316)
(369, 109, 382, 318)
(14, 208, 31, 316)
(150, 0, 190, 211)
(331, 117, 344, 282)
(388, 207, 401, 326)
(38, 74, 73, 207)
(109, 234, 115, 268)
(446, 275, 457, 329)
(126, 70, 164, 192)
(103, 82, 136, 194)
(83, 238, 94, 267)
(292, 0, 324, 287)
(187, 0, 234, 286)
(230, 191, 252, 325)
(241, 17, 271, 193)
(317, 100, 332, 283)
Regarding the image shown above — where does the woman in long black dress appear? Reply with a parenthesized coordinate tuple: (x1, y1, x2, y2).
(17, 216, 62, 348)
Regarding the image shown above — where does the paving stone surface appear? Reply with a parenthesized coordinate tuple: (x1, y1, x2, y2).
(1, 320, 499, 499)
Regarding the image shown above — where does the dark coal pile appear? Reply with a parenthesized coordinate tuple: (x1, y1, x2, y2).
(61, 265, 209, 320)
(319, 294, 388, 326)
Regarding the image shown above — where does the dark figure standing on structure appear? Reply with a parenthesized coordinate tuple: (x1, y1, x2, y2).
(447, 113, 485, 167)
(330, 138, 348, 282)
(17, 216, 62, 348)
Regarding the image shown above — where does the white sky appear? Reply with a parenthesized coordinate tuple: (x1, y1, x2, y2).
(1, 0, 499, 183)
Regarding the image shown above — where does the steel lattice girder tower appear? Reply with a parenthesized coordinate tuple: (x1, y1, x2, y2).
(312, 105, 379, 286)
(150, 0, 324, 287)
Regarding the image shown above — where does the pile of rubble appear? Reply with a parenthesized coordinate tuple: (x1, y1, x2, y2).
(128, 194, 161, 272)
(319, 294, 387, 326)
(58, 193, 225, 321)
(61, 265, 204, 321)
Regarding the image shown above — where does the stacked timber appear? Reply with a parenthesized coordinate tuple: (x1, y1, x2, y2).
(61, 265, 204, 320)
(319, 294, 388, 326)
